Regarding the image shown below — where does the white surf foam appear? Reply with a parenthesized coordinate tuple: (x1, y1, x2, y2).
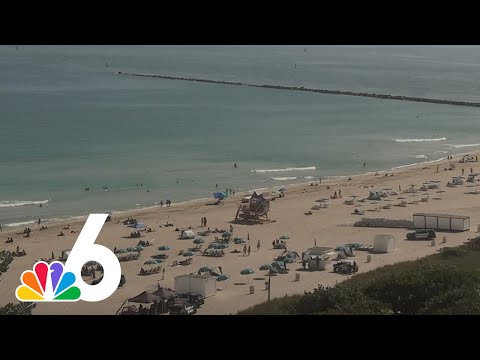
(304, 176, 314, 179)
(446, 143, 480, 148)
(271, 177, 297, 181)
(0, 199, 49, 208)
(391, 157, 446, 170)
(414, 155, 428, 159)
(4, 220, 36, 227)
(252, 166, 316, 173)
(394, 137, 446, 143)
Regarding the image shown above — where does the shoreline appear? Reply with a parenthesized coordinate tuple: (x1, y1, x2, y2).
(1, 151, 476, 233)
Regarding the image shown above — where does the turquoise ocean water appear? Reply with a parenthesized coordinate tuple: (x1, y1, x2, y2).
(1, 45, 480, 227)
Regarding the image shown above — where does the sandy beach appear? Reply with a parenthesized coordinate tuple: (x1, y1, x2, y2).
(2, 152, 480, 315)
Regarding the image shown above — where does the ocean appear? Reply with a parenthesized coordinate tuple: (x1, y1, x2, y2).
(1, 45, 480, 227)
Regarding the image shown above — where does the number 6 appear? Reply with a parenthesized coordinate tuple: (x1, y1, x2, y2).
(65, 214, 121, 302)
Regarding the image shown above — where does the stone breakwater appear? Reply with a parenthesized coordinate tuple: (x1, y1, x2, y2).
(118, 71, 480, 108)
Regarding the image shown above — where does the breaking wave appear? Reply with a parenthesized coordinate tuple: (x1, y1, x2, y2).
(446, 143, 480, 148)
(394, 137, 447, 143)
(270, 177, 297, 181)
(252, 166, 316, 173)
(0, 200, 49, 208)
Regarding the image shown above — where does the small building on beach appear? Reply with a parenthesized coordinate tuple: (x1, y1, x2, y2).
(235, 191, 271, 221)
(174, 274, 217, 298)
(373, 234, 395, 253)
(413, 213, 470, 231)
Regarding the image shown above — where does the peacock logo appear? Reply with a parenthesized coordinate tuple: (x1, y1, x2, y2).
(15, 214, 122, 303)
(16, 261, 81, 301)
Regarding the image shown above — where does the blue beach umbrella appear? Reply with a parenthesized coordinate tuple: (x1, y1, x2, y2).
(234, 238, 246, 244)
(216, 274, 230, 282)
(259, 264, 273, 271)
(240, 268, 254, 275)
(271, 261, 285, 269)
(214, 244, 229, 249)
(158, 246, 170, 251)
(193, 238, 204, 244)
(214, 192, 228, 199)
(208, 242, 220, 249)
(198, 266, 212, 274)
(183, 251, 194, 257)
(222, 232, 231, 238)
(279, 235, 290, 240)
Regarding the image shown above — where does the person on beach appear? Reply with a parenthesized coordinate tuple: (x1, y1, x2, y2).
(216, 183, 218, 188)
(437, 166, 439, 173)
(230, 225, 233, 233)
(0, 224, 2, 232)
(319, 177, 322, 184)
(38, 218, 41, 225)
(363, 162, 366, 167)
(234, 163, 237, 168)
(272, 240, 275, 248)
(462, 168, 465, 175)
(399, 185, 401, 192)
(201, 217, 204, 226)
(162, 268, 165, 280)
(338, 189, 342, 198)
(471, 168, 473, 174)
(160, 200, 163, 208)
(204, 217, 207, 227)
(247, 245, 251, 256)
(257, 240, 260, 251)
(243, 245, 247, 256)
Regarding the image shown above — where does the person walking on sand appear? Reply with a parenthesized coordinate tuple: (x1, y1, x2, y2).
(200, 217, 204, 226)
(338, 189, 342, 198)
(38, 218, 41, 225)
(471, 167, 473, 174)
(204, 217, 207, 227)
(399, 184, 401, 192)
(462, 168, 465, 175)
(0, 223, 2, 232)
(160, 200, 163, 208)
(257, 240, 260, 251)
(247, 245, 251, 256)
(162, 268, 165, 280)
(437, 166, 439, 173)
(243, 245, 247, 256)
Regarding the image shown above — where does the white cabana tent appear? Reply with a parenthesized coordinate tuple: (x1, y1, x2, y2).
(373, 234, 395, 253)
(174, 274, 217, 298)
(179, 230, 195, 239)
(60, 249, 71, 261)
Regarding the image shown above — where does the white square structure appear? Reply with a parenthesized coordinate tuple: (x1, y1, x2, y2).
(413, 213, 470, 231)
(373, 234, 395, 253)
(174, 274, 217, 298)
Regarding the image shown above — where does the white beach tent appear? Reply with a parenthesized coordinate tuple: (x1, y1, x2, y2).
(180, 230, 195, 239)
(373, 234, 395, 253)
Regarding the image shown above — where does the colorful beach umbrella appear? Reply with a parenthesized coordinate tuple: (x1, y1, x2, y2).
(144, 260, 157, 265)
(116, 248, 127, 254)
(158, 246, 170, 251)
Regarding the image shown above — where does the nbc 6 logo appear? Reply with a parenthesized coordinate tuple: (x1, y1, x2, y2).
(16, 214, 121, 302)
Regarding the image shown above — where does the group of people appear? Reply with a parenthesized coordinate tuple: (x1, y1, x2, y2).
(331, 189, 342, 199)
(200, 217, 208, 227)
(242, 245, 252, 256)
(159, 200, 172, 207)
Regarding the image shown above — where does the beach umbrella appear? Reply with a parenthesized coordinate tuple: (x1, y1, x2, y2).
(183, 251, 194, 257)
(208, 242, 220, 249)
(198, 266, 212, 274)
(271, 261, 285, 269)
(275, 255, 287, 261)
(116, 248, 127, 254)
(240, 268, 254, 275)
(214, 244, 229, 249)
(158, 246, 170, 251)
(279, 235, 290, 240)
(193, 238, 204, 244)
(144, 260, 157, 265)
(154, 259, 165, 263)
(234, 238, 246, 244)
(152, 287, 176, 299)
(214, 192, 228, 199)
(126, 247, 137, 252)
(259, 264, 273, 271)
(222, 232, 231, 238)
(283, 258, 295, 264)
(128, 223, 146, 229)
(216, 274, 230, 281)
(135, 245, 144, 251)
